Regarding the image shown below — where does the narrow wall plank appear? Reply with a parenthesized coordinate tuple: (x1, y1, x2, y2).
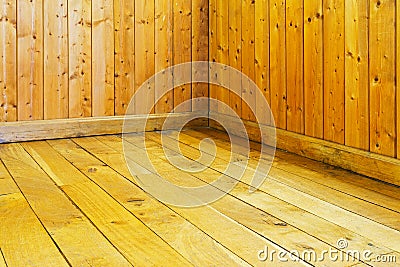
(114, 0, 135, 115)
(216, 0, 229, 115)
(17, 0, 43, 121)
(209, 0, 217, 112)
(192, 0, 209, 112)
(173, 0, 192, 112)
(155, 0, 173, 113)
(255, 0, 270, 125)
(304, 0, 323, 138)
(68, 0, 92, 118)
(44, 0, 68, 120)
(369, 0, 396, 157)
(345, 0, 369, 151)
(0, 0, 17, 122)
(228, 0, 242, 117)
(241, 0, 256, 122)
(323, 0, 345, 144)
(286, 0, 304, 133)
(135, 0, 155, 114)
(92, 0, 114, 117)
(269, 0, 287, 129)
(397, 0, 400, 159)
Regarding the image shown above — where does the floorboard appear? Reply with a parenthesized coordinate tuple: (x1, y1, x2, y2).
(22, 141, 189, 266)
(2, 143, 131, 266)
(173, 130, 400, 230)
(124, 134, 396, 264)
(0, 128, 399, 266)
(0, 249, 6, 267)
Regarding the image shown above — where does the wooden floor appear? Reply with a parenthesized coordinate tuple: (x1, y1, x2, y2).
(0, 128, 399, 267)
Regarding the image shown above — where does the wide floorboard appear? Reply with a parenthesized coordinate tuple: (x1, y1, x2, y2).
(0, 128, 399, 266)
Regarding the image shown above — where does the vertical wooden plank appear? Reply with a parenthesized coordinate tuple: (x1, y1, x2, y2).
(304, 0, 323, 139)
(270, 0, 287, 129)
(216, 0, 229, 114)
(209, 0, 217, 113)
(114, 0, 135, 115)
(92, 0, 114, 117)
(44, 0, 68, 120)
(323, 0, 345, 144)
(397, 0, 400, 159)
(241, 0, 256, 121)
(192, 0, 209, 112)
(228, 0, 242, 117)
(286, 0, 304, 133)
(344, 0, 369, 150)
(369, 0, 396, 157)
(68, 0, 92, 118)
(255, 0, 270, 125)
(155, 0, 173, 113)
(173, 0, 192, 112)
(0, 0, 17, 122)
(135, 0, 155, 114)
(17, 0, 44, 121)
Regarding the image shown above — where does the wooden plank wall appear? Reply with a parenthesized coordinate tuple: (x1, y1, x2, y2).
(0, 0, 208, 120)
(210, 0, 400, 159)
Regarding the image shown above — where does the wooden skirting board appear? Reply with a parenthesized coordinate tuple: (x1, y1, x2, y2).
(0, 112, 208, 144)
(1, 110, 399, 187)
(209, 112, 400, 187)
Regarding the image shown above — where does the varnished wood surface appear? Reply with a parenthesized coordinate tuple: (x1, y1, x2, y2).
(0, 128, 399, 266)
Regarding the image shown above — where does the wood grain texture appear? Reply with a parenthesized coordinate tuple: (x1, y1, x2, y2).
(369, 0, 396, 157)
(0, 153, 69, 266)
(0, 0, 17, 122)
(345, 0, 369, 150)
(0, 249, 5, 267)
(92, 0, 114, 117)
(0, 193, 69, 266)
(68, 0, 92, 118)
(21, 140, 190, 266)
(114, 0, 135, 115)
(192, 0, 209, 112)
(64, 136, 247, 266)
(173, 0, 192, 112)
(323, 0, 345, 144)
(241, 0, 256, 122)
(17, 0, 43, 121)
(0, 112, 208, 143)
(1, 128, 400, 265)
(255, 0, 270, 125)
(216, 0, 229, 115)
(209, 113, 400, 187)
(5, 142, 132, 266)
(286, 0, 304, 134)
(44, 0, 68, 120)
(209, 0, 217, 113)
(228, 0, 242, 117)
(269, 0, 287, 129)
(155, 0, 173, 113)
(135, 0, 155, 115)
(138, 131, 399, 264)
(304, 0, 323, 138)
(397, 0, 400, 159)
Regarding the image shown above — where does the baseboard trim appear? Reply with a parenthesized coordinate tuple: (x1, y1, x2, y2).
(0, 112, 208, 144)
(209, 112, 400, 187)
